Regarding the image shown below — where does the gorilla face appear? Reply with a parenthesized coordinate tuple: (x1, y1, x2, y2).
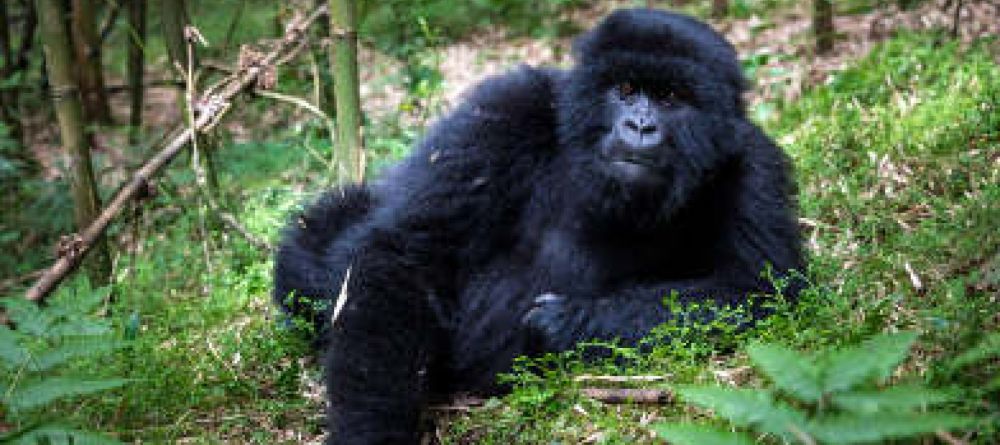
(562, 64, 738, 225)
(598, 81, 702, 186)
(553, 10, 748, 223)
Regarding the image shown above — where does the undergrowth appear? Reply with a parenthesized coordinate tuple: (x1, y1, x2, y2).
(0, 280, 129, 444)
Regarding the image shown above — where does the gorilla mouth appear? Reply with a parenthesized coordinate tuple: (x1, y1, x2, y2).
(605, 156, 664, 183)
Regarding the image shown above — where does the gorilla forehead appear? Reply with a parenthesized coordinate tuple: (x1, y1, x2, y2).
(573, 8, 746, 93)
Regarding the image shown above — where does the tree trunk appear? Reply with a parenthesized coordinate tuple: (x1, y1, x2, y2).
(312, 0, 335, 117)
(711, 0, 728, 18)
(14, 0, 37, 72)
(813, 0, 834, 54)
(1, 2, 12, 78)
(950, 0, 963, 38)
(329, 0, 364, 182)
(127, 0, 145, 144)
(36, 0, 111, 284)
(0, 1, 24, 145)
(70, 0, 113, 124)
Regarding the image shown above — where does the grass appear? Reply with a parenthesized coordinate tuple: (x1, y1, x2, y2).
(2, 20, 997, 445)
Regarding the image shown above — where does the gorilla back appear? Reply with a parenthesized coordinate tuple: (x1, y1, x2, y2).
(274, 8, 802, 444)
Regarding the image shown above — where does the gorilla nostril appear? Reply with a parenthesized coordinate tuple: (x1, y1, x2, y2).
(624, 119, 640, 132)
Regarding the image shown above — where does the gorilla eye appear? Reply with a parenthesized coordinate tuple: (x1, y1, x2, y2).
(617, 82, 635, 100)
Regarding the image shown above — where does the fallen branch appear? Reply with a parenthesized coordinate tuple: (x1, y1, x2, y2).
(573, 375, 668, 384)
(25, 5, 328, 302)
(428, 386, 674, 411)
(580, 388, 674, 405)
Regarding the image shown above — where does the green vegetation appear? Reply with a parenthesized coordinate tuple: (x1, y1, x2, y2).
(1, 3, 996, 444)
(658, 332, 974, 444)
(1, 280, 129, 444)
(360, 0, 585, 55)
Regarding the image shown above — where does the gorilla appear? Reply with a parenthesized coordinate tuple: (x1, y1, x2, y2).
(274, 8, 802, 444)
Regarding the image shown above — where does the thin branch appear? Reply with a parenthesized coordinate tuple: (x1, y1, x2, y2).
(99, 0, 122, 43)
(255, 89, 336, 170)
(218, 212, 273, 252)
(25, 5, 329, 302)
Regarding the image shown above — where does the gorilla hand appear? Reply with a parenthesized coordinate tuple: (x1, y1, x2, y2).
(522, 293, 589, 352)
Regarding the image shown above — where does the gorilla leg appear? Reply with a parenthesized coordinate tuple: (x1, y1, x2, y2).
(273, 185, 375, 337)
(324, 233, 448, 444)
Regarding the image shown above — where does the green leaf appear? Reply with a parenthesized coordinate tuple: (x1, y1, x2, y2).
(988, 376, 1000, 391)
(9, 423, 125, 445)
(31, 339, 128, 372)
(821, 332, 917, 393)
(830, 385, 957, 413)
(0, 299, 52, 337)
(45, 318, 113, 338)
(677, 387, 807, 437)
(48, 278, 110, 316)
(747, 342, 822, 402)
(655, 423, 756, 445)
(4, 377, 129, 411)
(807, 412, 977, 444)
(0, 328, 30, 369)
(950, 333, 1000, 370)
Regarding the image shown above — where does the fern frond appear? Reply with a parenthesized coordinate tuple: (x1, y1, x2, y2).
(821, 332, 917, 393)
(0, 328, 30, 370)
(4, 377, 129, 411)
(830, 385, 957, 413)
(655, 423, 756, 445)
(677, 386, 807, 438)
(46, 319, 114, 338)
(806, 412, 976, 444)
(7, 422, 125, 445)
(32, 339, 129, 372)
(747, 342, 822, 402)
(0, 299, 53, 337)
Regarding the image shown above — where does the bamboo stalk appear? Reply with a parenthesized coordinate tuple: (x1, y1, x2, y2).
(36, 0, 111, 285)
(328, 0, 364, 182)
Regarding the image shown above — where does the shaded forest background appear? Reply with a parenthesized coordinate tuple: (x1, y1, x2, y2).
(0, 0, 997, 443)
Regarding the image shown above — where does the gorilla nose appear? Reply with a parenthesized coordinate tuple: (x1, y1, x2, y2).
(619, 116, 663, 150)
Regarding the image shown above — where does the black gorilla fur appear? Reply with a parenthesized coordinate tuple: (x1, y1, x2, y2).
(274, 9, 802, 444)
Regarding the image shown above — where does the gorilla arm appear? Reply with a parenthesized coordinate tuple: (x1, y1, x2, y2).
(524, 121, 802, 352)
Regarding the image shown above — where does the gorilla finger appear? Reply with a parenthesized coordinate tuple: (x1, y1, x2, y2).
(535, 292, 565, 305)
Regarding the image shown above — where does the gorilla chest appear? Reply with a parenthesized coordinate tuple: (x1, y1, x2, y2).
(530, 226, 713, 294)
